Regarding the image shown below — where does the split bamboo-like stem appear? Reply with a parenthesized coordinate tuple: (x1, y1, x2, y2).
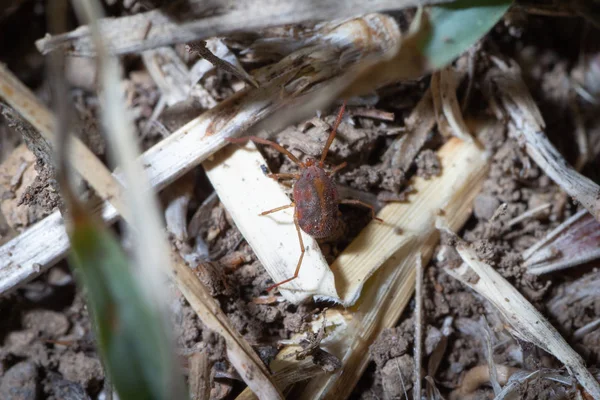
(35, 0, 447, 56)
(203, 142, 337, 304)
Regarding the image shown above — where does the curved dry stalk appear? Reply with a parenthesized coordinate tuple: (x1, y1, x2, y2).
(487, 58, 600, 221)
(431, 65, 472, 141)
(170, 251, 284, 399)
(444, 238, 600, 398)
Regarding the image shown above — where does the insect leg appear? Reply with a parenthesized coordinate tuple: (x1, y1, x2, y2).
(226, 136, 303, 166)
(339, 199, 383, 222)
(319, 100, 347, 166)
(260, 203, 294, 216)
(267, 173, 301, 180)
(266, 211, 306, 292)
(328, 161, 347, 177)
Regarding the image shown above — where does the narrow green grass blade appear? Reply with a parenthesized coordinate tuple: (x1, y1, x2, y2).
(68, 211, 186, 400)
(421, 0, 513, 69)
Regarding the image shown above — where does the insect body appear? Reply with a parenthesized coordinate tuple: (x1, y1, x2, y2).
(227, 101, 381, 291)
(294, 162, 340, 239)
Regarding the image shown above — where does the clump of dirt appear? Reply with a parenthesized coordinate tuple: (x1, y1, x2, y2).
(57, 352, 103, 391)
(415, 149, 441, 179)
(0, 144, 40, 231)
(17, 159, 62, 219)
(0, 361, 39, 400)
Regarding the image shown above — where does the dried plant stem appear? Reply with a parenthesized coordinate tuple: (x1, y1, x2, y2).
(414, 255, 424, 400)
(236, 351, 326, 400)
(506, 203, 551, 228)
(431, 65, 472, 141)
(523, 209, 600, 275)
(35, 0, 448, 56)
(187, 40, 258, 88)
(333, 137, 489, 305)
(142, 46, 192, 107)
(573, 318, 600, 340)
(488, 58, 600, 221)
(522, 209, 588, 260)
(385, 90, 435, 173)
(521, 128, 600, 221)
(170, 252, 284, 399)
(444, 239, 600, 398)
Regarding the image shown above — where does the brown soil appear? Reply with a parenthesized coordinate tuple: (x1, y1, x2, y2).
(1, 2, 600, 400)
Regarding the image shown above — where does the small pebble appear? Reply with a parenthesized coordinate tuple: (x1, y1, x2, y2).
(0, 361, 39, 400)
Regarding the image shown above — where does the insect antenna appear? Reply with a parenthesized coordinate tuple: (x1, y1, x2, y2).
(319, 100, 347, 167)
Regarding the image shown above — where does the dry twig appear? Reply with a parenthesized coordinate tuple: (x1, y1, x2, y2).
(431, 64, 472, 141)
(35, 0, 449, 56)
(414, 255, 424, 400)
(187, 40, 258, 88)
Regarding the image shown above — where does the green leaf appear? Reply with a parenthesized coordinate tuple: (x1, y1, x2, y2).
(421, 0, 513, 69)
(68, 211, 186, 400)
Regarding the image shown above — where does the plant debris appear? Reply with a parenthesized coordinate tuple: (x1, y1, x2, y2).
(1, 2, 600, 399)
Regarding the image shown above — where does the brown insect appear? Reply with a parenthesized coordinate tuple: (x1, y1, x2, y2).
(227, 101, 382, 291)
